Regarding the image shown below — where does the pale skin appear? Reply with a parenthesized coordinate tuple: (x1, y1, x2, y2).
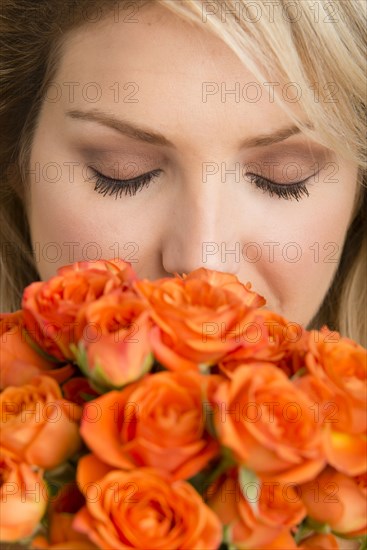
(24, 5, 362, 547)
(27, 1, 359, 336)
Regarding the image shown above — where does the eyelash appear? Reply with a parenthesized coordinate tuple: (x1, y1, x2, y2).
(247, 173, 311, 201)
(90, 168, 162, 199)
(89, 168, 313, 201)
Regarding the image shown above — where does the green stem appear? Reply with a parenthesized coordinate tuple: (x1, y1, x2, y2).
(21, 327, 64, 364)
(204, 447, 236, 489)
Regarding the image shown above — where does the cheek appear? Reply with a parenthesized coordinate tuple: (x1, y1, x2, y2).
(258, 244, 339, 326)
(249, 179, 356, 325)
(27, 176, 165, 280)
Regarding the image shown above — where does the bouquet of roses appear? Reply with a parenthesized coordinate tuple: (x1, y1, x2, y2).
(0, 258, 366, 550)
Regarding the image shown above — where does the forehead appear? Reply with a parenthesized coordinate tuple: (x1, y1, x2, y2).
(50, 2, 305, 151)
(58, 3, 245, 78)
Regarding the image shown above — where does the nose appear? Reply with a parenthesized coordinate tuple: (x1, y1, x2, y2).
(161, 171, 241, 277)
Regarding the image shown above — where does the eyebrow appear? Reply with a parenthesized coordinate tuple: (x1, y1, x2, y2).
(66, 108, 312, 149)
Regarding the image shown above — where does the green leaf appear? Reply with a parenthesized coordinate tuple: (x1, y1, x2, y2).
(70, 341, 89, 374)
(293, 518, 315, 544)
(238, 466, 260, 516)
(21, 327, 63, 364)
(304, 517, 331, 534)
(222, 524, 233, 548)
(141, 351, 155, 375)
(187, 470, 212, 495)
(238, 465, 258, 487)
(201, 447, 236, 489)
(331, 532, 367, 549)
(198, 363, 210, 374)
(44, 461, 77, 488)
(291, 367, 307, 380)
(222, 525, 232, 548)
(203, 400, 218, 439)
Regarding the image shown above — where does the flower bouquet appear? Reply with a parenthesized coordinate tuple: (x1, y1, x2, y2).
(0, 258, 366, 549)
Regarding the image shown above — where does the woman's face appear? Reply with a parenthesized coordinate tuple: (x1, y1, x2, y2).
(27, 2, 359, 327)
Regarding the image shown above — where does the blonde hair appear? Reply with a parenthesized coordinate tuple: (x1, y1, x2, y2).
(1, 0, 366, 345)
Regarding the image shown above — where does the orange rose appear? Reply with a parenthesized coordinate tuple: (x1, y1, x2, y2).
(133, 268, 264, 371)
(298, 533, 339, 549)
(305, 330, 366, 431)
(80, 371, 220, 480)
(211, 364, 326, 483)
(73, 287, 149, 341)
(72, 290, 154, 390)
(57, 258, 137, 281)
(180, 267, 266, 308)
(1, 375, 82, 470)
(219, 310, 308, 378)
(0, 447, 48, 542)
(300, 466, 367, 536)
(0, 311, 74, 390)
(295, 374, 367, 477)
(252, 478, 306, 528)
(208, 470, 304, 549)
(297, 331, 367, 476)
(31, 482, 97, 550)
(74, 454, 222, 549)
(261, 531, 298, 549)
(31, 515, 97, 550)
(22, 259, 137, 361)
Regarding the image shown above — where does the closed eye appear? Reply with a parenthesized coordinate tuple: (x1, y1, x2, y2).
(89, 168, 162, 199)
(247, 172, 316, 201)
(88, 166, 317, 201)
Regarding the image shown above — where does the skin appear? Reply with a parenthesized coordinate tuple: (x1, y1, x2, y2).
(26, 2, 359, 330)
(24, 8, 362, 547)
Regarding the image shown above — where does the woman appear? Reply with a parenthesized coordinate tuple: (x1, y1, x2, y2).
(0, 2, 365, 546)
(1, 0, 366, 347)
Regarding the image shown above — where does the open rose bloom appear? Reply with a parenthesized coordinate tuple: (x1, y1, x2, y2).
(0, 259, 366, 549)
